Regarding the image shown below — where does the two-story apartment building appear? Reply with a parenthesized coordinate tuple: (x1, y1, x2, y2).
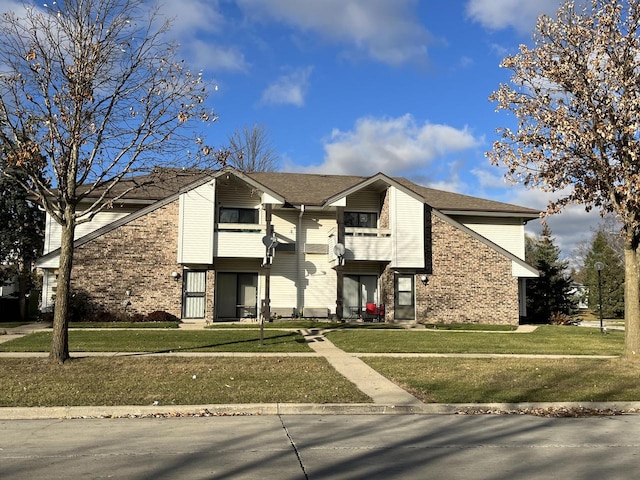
(36, 166, 539, 325)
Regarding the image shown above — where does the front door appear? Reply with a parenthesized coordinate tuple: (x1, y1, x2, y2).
(395, 274, 415, 320)
(216, 272, 258, 320)
(343, 275, 378, 320)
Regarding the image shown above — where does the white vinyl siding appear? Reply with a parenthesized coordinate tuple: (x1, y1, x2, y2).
(453, 215, 536, 277)
(455, 216, 526, 259)
(270, 252, 298, 311)
(271, 210, 298, 246)
(304, 254, 336, 313)
(390, 187, 424, 269)
(216, 181, 262, 215)
(268, 210, 337, 314)
(43, 207, 138, 255)
(178, 182, 215, 264)
(346, 188, 381, 213)
(304, 212, 335, 245)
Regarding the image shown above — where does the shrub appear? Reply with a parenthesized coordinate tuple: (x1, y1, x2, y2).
(550, 312, 575, 325)
(145, 310, 180, 323)
(68, 288, 95, 322)
(130, 313, 145, 323)
(91, 310, 121, 322)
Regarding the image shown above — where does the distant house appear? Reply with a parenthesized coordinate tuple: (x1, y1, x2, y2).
(36, 167, 539, 325)
(0, 271, 18, 298)
(569, 282, 589, 310)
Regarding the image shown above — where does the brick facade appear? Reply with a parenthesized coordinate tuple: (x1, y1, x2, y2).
(71, 201, 183, 318)
(68, 196, 520, 325)
(415, 214, 519, 325)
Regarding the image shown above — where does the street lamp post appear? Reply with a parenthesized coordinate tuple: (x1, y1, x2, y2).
(594, 261, 605, 333)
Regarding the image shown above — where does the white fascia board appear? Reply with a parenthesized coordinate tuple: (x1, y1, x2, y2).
(432, 209, 539, 278)
(441, 209, 541, 220)
(261, 191, 285, 205)
(322, 172, 423, 209)
(214, 167, 285, 205)
(327, 197, 347, 207)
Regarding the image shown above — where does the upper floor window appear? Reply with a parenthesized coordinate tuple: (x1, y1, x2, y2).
(219, 207, 259, 224)
(344, 212, 377, 228)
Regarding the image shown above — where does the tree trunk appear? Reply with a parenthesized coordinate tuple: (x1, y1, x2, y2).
(49, 212, 75, 364)
(623, 240, 640, 359)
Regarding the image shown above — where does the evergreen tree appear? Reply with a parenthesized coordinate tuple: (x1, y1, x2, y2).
(525, 224, 575, 323)
(583, 229, 625, 319)
(0, 165, 44, 320)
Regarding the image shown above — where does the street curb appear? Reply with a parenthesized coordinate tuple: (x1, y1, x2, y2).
(2, 402, 640, 420)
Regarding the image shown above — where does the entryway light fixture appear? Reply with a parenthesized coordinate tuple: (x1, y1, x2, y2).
(171, 271, 181, 281)
(420, 275, 429, 286)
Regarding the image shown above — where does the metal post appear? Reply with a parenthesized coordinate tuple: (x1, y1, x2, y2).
(595, 261, 604, 333)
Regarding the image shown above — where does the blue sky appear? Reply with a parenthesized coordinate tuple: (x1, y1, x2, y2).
(159, 0, 601, 260)
(3, 0, 602, 261)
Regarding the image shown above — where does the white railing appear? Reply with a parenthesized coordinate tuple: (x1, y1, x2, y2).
(328, 227, 392, 262)
(215, 224, 266, 258)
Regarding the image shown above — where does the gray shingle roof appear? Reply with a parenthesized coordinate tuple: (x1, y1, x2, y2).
(248, 171, 540, 217)
(86, 167, 539, 216)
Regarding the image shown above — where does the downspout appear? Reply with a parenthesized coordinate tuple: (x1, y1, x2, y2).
(296, 205, 305, 316)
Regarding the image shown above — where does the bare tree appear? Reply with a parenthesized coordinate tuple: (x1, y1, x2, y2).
(0, 0, 219, 363)
(226, 124, 279, 172)
(489, 0, 640, 358)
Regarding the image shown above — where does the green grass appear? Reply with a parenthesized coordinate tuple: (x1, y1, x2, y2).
(206, 320, 401, 329)
(420, 323, 516, 331)
(325, 326, 623, 355)
(364, 357, 640, 403)
(0, 357, 370, 406)
(0, 322, 32, 329)
(0, 330, 312, 353)
(68, 321, 180, 329)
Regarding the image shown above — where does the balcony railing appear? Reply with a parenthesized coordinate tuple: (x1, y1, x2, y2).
(214, 223, 266, 258)
(328, 227, 392, 263)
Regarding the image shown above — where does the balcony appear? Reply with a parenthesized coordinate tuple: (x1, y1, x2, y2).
(328, 227, 392, 263)
(214, 223, 266, 258)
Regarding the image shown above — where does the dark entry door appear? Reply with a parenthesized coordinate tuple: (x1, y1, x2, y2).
(395, 274, 415, 320)
(217, 272, 258, 320)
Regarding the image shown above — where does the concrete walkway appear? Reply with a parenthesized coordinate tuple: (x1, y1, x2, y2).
(1, 321, 633, 419)
(303, 330, 425, 407)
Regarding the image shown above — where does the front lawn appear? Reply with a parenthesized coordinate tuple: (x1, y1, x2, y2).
(325, 326, 623, 356)
(0, 330, 312, 353)
(364, 357, 640, 403)
(68, 322, 180, 329)
(0, 357, 370, 406)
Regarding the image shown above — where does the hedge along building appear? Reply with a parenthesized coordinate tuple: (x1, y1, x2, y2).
(36, 166, 540, 324)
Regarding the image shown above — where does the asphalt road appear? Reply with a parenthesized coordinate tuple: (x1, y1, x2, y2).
(2, 414, 640, 479)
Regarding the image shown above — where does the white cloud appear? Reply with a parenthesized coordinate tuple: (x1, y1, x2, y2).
(0, 0, 29, 14)
(235, 0, 430, 65)
(159, 0, 226, 37)
(183, 40, 249, 73)
(155, 1, 249, 73)
(505, 187, 603, 260)
(260, 66, 313, 107)
(300, 114, 480, 176)
(466, 0, 562, 35)
(471, 167, 508, 190)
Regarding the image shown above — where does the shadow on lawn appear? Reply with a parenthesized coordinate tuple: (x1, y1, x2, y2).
(121, 332, 307, 356)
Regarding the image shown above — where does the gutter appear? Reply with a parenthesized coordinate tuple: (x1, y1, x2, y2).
(296, 205, 305, 314)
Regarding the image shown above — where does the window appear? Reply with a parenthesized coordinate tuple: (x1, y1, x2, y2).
(343, 275, 378, 319)
(395, 274, 415, 320)
(344, 212, 377, 228)
(183, 270, 206, 319)
(219, 207, 258, 224)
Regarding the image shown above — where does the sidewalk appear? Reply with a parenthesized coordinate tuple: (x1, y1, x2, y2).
(0, 322, 634, 419)
(303, 330, 425, 407)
